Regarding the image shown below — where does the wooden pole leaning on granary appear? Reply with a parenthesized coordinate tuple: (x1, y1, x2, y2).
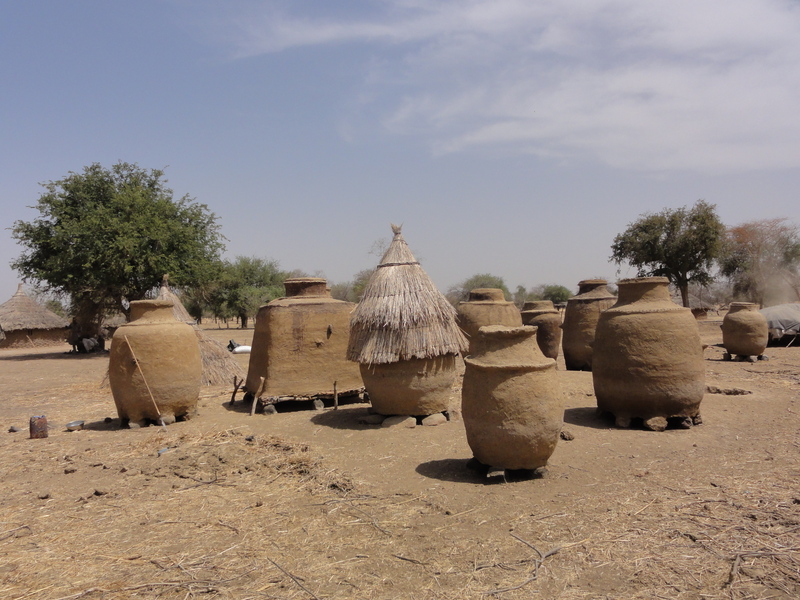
(123, 335, 162, 420)
(251, 376, 266, 416)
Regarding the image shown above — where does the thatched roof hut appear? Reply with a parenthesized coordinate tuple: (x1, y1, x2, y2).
(347, 225, 468, 365)
(0, 284, 69, 348)
(157, 276, 246, 386)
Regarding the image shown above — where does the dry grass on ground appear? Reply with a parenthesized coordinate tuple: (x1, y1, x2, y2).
(0, 323, 798, 599)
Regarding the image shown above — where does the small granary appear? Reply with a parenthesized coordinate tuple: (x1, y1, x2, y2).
(0, 284, 69, 348)
(156, 275, 246, 387)
(244, 277, 363, 403)
(347, 224, 468, 417)
(456, 288, 522, 355)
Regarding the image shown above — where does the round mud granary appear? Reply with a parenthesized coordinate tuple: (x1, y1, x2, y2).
(348, 225, 468, 417)
(521, 300, 562, 360)
(561, 279, 616, 371)
(592, 277, 705, 431)
(245, 277, 362, 400)
(721, 302, 768, 358)
(360, 355, 459, 416)
(457, 288, 522, 356)
(109, 300, 202, 428)
(462, 325, 564, 470)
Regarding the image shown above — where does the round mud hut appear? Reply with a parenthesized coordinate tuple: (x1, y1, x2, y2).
(0, 284, 69, 348)
(347, 224, 469, 417)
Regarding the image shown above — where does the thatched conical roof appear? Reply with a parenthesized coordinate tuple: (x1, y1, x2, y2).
(347, 225, 468, 364)
(157, 275, 246, 386)
(158, 275, 196, 324)
(0, 284, 69, 332)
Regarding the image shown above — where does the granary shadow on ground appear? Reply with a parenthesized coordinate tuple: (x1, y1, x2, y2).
(309, 406, 374, 430)
(415, 458, 544, 485)
(81, 418, 120, 432)
(562, 406, 615, 430)
(222, 398, 255, 415)
(415, 458, 486, 484)
(0, 351, 107, 362)
(222, 397, 367, 421)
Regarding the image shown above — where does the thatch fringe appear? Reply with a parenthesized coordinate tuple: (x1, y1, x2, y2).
(193, 331, 246, 387)
(347, 225, 468, 364)
(157, 276, 245, 386)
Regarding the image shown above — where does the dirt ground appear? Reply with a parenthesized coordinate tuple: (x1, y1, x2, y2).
(0, 320, 798, 600)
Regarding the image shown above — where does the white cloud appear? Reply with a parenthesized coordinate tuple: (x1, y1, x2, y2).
(221, 0, 800, 172)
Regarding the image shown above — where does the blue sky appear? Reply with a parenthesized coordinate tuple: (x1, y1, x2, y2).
(2, 0, 799, 304)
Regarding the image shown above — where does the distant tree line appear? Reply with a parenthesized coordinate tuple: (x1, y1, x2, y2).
(10, 163, 798, 338)
(611, 200, 800, 307)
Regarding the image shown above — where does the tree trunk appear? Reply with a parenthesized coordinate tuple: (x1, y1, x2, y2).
(70, 298, 105, 342)
(679, 284, 690, 308)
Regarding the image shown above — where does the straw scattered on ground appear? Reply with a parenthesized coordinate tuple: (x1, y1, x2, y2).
(1, 323, 798, 599)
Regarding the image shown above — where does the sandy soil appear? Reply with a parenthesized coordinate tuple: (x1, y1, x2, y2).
(0, 321, 798, 599)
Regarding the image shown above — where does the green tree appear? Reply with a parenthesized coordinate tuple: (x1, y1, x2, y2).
(540, 284, 573, 304)
(512, 285, 532, 308)
(610, 200, 725, 307)
(718, 218, 800, 306)
(177, 269, 225, 324)
(446, 273, 511, 305)
(11, 162, 224, 337)
(210, 256, 288, 328)
(330, 269, 374, 303)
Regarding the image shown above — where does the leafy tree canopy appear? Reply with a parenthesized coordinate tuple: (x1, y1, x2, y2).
(512, 285, 533, 308)
(540, 284, 573, 304)
(515, 283, 574, 306)
(718, 218, 800, 306)
(330, 269, 374, 303)
(11, 162, 224, 335)
(610, 200, 725, 307)
(446, 273, 511, 305)
(208, 256, 289, 328)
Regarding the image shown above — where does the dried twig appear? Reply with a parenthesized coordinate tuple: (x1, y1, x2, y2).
(347, 505, 391, 536)
(53, 569, 258, 600)
(230, 376, 244, 405)
(483, 534, 562, 595)
(0, 524, 31, 542)
(483, 576, 539, 596)
(267, 557, 319, 600)
(393, 554, 427, 565)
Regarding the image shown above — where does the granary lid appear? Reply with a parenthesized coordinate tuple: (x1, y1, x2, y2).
(570, 279, 615, 302)
(522, 300, 555, 311)
(466, 288, 507, 302)
(284, 278, 330, 298)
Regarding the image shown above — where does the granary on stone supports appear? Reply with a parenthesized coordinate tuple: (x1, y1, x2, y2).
(347, 224, 468, 417)
(245, 277, 363, 404)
